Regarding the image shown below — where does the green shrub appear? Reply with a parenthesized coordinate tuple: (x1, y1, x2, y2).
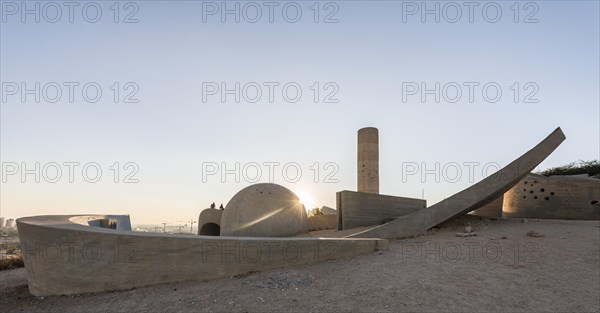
(536, 160, 600, 177)
(307, 208, 322, 217)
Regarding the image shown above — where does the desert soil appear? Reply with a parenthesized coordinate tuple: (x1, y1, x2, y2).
(1, 215, 599, 312)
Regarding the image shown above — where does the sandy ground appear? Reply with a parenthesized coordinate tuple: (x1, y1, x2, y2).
(1, 215, 599, 312)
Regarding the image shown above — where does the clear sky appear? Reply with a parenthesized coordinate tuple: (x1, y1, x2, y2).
(1, 1, 598, 225)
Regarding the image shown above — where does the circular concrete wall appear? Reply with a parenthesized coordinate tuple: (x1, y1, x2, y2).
(220, 183, 309, 237)
(503, 175, 600, 220)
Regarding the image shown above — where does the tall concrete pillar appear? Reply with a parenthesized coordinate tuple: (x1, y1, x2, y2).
(357, 127, 379, 194)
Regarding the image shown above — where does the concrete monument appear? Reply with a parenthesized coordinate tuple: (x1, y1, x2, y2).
(16, 126, 570, 297)
(357, 127, 379, 194)
(348, 127, 566, 239)
(473, 173, 600, 220)
(220, 183, 309, 237)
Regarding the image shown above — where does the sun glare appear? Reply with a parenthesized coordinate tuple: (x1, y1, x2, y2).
(296, 190, 315, 211)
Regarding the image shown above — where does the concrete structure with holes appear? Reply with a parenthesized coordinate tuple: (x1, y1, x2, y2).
(504, 174, 599, 219)
(471, 174, 600, 220)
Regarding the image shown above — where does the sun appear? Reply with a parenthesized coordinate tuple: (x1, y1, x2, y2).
(296, 190, 315, 211)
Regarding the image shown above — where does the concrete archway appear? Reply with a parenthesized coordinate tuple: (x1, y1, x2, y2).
(199, 223, 220, 236)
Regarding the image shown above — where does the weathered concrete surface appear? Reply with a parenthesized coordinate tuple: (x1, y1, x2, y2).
(308, 215, 337, 231)
(336, 191, 426, 230)
(320, 206, 337, 215)
(220, 184, 309, 237)
(470, 195, 503, 218)
(503, 174, 600, 220)
(70, 215, 132, 230)
(198, 208, 223, 235)
(16, 214, 388, 296)
(349, 127, 566, 239)
(357, 127, 379, 194)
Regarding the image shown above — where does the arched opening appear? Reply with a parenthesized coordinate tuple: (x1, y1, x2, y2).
(199, 223, 220, 236)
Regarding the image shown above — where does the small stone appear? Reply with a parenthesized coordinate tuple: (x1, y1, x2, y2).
(490, 237, 495, 240)
(464, 223, 472, 233)
(527, 230, 543, 237)
(502, 236, 507, 239)
(378, 250, 383, 255)
(456, 232, 477, 237)
(522, 219, 528, 223)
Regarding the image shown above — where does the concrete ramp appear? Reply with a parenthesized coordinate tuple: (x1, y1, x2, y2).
(349, 127, 566, 239)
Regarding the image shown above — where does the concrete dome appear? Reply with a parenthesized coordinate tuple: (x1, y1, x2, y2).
(220, 183, 309, 237)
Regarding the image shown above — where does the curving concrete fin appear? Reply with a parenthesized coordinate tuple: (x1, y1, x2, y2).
(17, 214, 387, 296)
(348, 127, 566, 239)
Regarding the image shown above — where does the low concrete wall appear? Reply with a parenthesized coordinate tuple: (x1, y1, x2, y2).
(336, 191, 426, 230)
(308, 215, 337, 231)
(17, 214, 387, 296)
(70, 215, 132, 230)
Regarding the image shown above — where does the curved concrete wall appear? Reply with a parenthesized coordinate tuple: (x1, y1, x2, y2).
(503, 175, 600, 219)
(17, 214, 387, 296)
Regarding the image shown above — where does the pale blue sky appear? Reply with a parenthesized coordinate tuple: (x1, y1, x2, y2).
(1, 1, 598, 225)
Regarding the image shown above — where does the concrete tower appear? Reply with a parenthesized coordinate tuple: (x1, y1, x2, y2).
(357, 127, 379, 194)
